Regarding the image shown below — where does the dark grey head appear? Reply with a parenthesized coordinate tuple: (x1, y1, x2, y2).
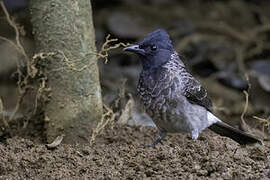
(124, 29, 174, 70)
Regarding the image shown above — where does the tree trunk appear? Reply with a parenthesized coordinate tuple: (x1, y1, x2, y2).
(29, 0, 103, 144)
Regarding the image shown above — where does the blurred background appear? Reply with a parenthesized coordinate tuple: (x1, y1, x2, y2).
(0, 0, 270, 139)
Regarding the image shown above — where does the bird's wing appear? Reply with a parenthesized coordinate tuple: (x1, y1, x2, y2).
(167, 52, 213, 112)
(182, 74, 213, 112)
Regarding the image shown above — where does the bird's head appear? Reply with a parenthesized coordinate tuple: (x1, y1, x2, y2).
(124, 29, 174, 70)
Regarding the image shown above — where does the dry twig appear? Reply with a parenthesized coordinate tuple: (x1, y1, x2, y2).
(93, 34, 131, 64)
(90, 104, 116, 146)
(241, 90, 249, 123)
(239, 90, 252, 132)
(253, 116, 270, 133)
(52, 35, 130, 72)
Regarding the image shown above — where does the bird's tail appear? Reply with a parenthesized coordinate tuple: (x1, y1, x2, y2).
(208, 121, 261, 145)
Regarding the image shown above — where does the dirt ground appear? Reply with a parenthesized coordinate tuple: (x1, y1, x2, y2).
(1, 0, 270, 179)
(0, 124, 269, 180)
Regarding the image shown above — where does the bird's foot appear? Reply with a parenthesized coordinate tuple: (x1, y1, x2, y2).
(141, 129, 167, 148)
(140, 137, 163, 148)
(151, 136, 163, 147)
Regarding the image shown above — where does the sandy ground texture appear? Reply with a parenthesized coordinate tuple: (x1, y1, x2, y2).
(0, 124, 269, 180)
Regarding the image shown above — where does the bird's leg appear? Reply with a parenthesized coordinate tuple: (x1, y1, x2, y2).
(151, 129, 167, 147)
(191, 129, 199, 140)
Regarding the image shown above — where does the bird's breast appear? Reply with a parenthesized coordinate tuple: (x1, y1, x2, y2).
(137, 75, 192, 133)
(137, 76, 210, 134)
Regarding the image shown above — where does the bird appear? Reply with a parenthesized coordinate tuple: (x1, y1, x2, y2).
(123, 29, 261, 147)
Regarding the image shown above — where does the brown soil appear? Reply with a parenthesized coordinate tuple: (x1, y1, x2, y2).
(0, 125, 269, 180)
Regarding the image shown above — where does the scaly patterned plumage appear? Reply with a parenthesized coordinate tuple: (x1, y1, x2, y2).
(124, 29, 260, 146)
(137, 51, 215, 140)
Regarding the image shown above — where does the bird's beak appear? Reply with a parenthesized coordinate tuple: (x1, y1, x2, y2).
(123, 45, 145, 54)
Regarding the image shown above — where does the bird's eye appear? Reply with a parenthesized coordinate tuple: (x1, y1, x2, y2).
(139, 45, 143, 49)
(151, 45, 157, 51)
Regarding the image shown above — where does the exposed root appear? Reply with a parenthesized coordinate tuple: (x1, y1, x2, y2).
(90, 104, 116, 146)
(28, 53, 55, 117)
(90, 77, 133, 145)
(0, 2, 28, 61)
(92, 34, 131, 64)
(0, 2, 31, 124)
(49, 35, 131, 72)
(57, 50, 88, 72)
(87, 36, 132, 145)
(241, 90, 249, 124)
(0, 3, 55, 129)
(253, 116, 270, 133)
